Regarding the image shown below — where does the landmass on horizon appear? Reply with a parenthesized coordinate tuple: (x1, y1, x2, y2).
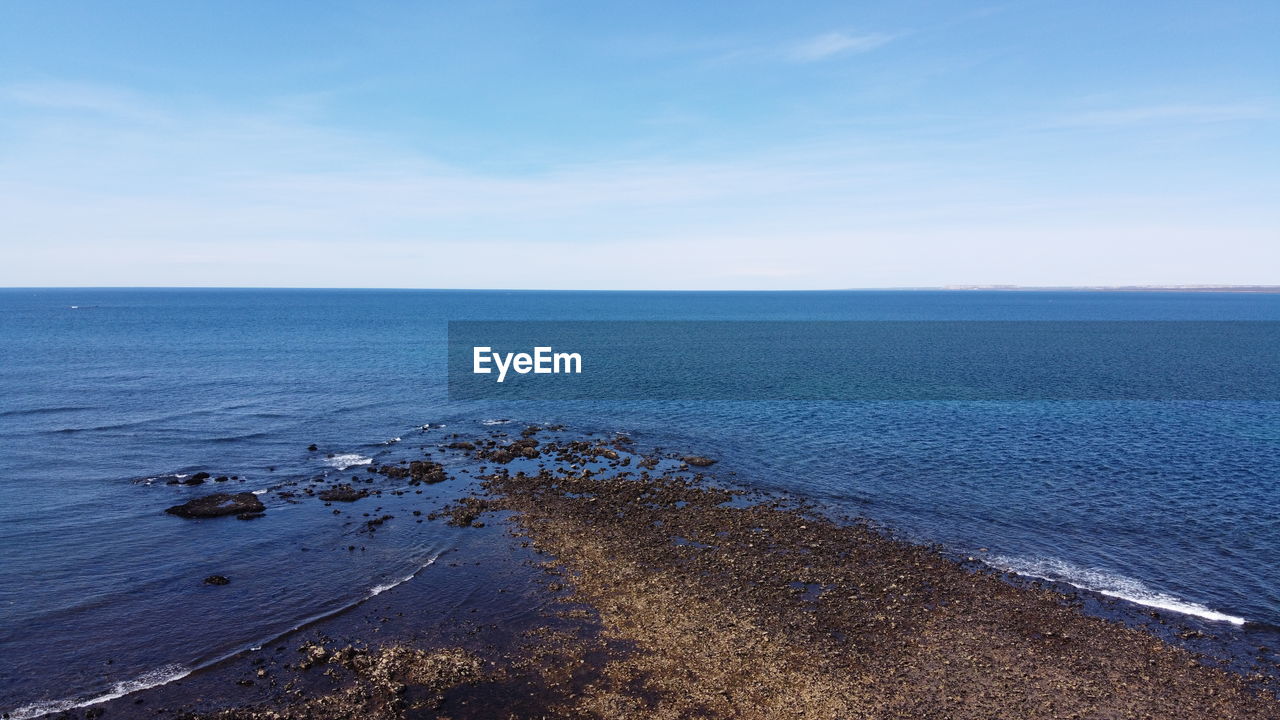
(936, 285, 1280, 293)
(7, 285, 1280, 292)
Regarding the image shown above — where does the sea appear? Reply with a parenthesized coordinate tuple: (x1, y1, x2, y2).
(2, 288, 1278, 716)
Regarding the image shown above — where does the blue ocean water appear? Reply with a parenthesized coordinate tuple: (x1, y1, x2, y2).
(2, 288, 1278, 715)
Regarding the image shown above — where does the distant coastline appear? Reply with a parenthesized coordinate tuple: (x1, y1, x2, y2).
(4, 285, 1280, 294)
(937, 285, 1280, 293)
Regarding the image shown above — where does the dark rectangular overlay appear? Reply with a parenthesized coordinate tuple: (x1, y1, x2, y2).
(448, 321, 1280, 401)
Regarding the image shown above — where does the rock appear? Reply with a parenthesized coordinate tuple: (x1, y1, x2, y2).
(298, 642, 329, 669)
(307, 444, 318, 451)
(236, 511, 265, 520)
(204, 575, 230, 585)
(408, 460, 447, 485)
(431, 496, 491, 527)
(682, 456, 717, 467)
(318, 484, 369, 502)
(166, 492, 265, 519)
(183, 471, 210, 485)
(380, 464, 410, 479)
(448, 441, 475, 450)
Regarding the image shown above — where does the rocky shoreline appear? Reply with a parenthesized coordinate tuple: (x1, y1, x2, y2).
(59, 426, 1280, 719)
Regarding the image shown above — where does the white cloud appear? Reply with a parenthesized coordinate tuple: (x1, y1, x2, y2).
(0, 82, 170, 124)
(0, 82, 1276, 289)
(789, 32, 894, 62)
(1050, 103, 1271, 128)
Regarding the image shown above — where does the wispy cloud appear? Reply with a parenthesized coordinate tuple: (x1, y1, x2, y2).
(1, 82, 1276, 289)
(706, 30, 895, 66)
(0, 82, 169, 123)
(1050, 103, 1272, 128)
(788, 31, 894, 62)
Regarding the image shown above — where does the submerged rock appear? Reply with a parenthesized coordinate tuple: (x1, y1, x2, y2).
(408, 460, 447, 485)
(682, 455, 717, 467)
(379, 464, 410, 479)
(165, 492, 265, 519)
(318, 484, 369, 502)
(204, 575, 230, 585)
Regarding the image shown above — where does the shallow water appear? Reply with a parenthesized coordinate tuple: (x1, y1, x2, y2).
(1, 288, 1278, 715)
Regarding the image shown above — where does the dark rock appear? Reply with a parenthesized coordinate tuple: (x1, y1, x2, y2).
(448, 441, 475, 450)
(236, 511, 265, 520)
(682, 456, 717, 467)
(431, 496, 492, 527)
(166, 493, 265, 519)
(318, 484, 369, 502)
(214, 475, 229, 482)
(362, 514, 394, 532)
(204, 575, 230, 585)
(307, 444, 318, 451)
(408, 460, 447, 485)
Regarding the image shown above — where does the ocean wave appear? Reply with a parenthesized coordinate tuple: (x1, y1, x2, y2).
(480, 419, 512, 426)
(370, 557, 439, 597)
(207, 432, 270, 443)
(382, 436, 402, 445)
(0, 405, 95, 419)
(133, 473, 189, 485)
(4, 554, 445, 718)
(323, 453, 373, 470)
(7, 664, 190, 720)
(988, 554, 1246, 625)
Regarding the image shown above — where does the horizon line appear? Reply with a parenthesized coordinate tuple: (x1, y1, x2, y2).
(3, 285, 1279, 293)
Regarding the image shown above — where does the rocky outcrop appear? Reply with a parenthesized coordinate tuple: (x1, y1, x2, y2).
(318, 484, 369, 502)
(166, 492, 265, 519)
(408, 460, 447, 485)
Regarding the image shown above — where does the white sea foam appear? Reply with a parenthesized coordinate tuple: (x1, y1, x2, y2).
(7, 664, 190, 719)
(370, 555, 439, 597)
(4, 554, 448, 718)
(251, 489, 268, 495)
(370, 575, 414, 596)
(988, 555, 1245, 625)
(382, 436, 402, 445)
(324, 453, 372, 470)
(481, 419, 512, 426)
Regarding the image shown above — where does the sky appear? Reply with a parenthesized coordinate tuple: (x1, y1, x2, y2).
(0, 1, 1276, 289)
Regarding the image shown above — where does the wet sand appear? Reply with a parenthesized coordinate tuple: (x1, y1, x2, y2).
(78, 429, 1280, 719)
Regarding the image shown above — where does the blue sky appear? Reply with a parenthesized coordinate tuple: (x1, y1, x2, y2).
(0, 1, 1276, 289)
